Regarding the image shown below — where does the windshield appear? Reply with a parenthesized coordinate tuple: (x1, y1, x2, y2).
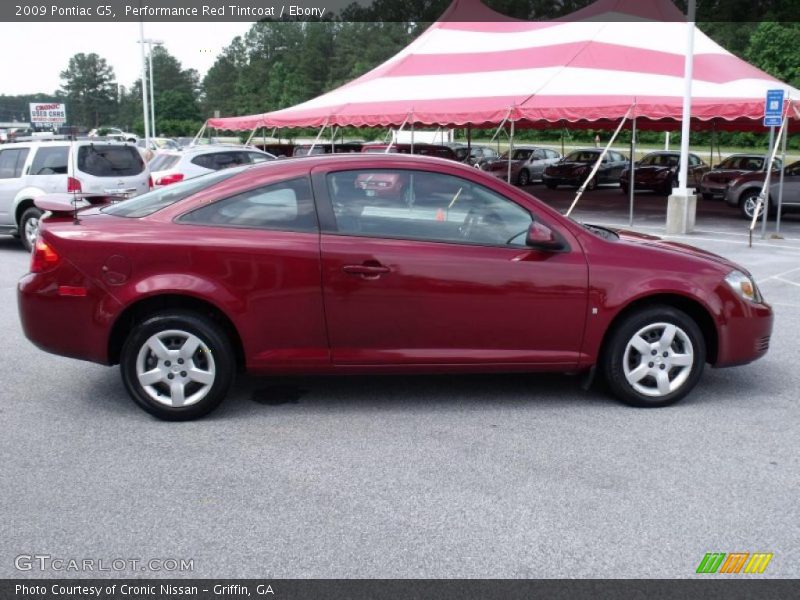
(500, 149, 534, 160)
(564, 151, 599, 163)
(103, 168, 244, 218)
(717, 155, 764, 170)
(639, 154, 679, 167)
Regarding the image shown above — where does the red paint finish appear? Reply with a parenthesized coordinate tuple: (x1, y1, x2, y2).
(18, 154, 772, 383)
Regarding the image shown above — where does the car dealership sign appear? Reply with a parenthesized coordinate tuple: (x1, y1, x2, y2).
(29, 103, 67, 125)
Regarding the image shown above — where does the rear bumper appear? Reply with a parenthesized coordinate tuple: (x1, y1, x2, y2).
(18, 268, 121, 365)
(699, 182, 727, 197)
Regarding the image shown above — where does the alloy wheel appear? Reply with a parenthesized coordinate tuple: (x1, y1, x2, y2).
(622, 322, 694, 397)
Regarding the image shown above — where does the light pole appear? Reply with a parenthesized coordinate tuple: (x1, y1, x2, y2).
(138, 21, 150, 151)
(146, 39, 163, 139)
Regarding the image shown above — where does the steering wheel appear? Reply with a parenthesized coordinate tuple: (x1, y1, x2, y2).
(460, 209, 480, 240)
(506, 227, 529, 245)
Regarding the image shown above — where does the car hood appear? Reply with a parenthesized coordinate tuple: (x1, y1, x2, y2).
(614, 228, 742, 272)
(704, 169, 750, 182)
(547, 161, 592, 174)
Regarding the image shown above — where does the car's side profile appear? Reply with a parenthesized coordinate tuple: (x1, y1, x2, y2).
(543, 149, 629, 190)
(619, 151, 708, 195)
(724, 160, 800, 219)
(18, 155, 772, 420)
(482, 145, 562, 185)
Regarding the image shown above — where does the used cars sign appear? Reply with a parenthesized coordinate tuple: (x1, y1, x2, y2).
(29, 102, 67, 125)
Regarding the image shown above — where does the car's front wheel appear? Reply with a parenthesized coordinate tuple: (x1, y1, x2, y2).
(20, 206, 43, 251)
(517, 169, 530, 186)
(602, 306, 705, 408)
(120, 311, 235, 420)
(739, 190, 767, 220)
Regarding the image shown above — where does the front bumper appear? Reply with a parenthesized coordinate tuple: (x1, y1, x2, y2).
(714, 296, 773, 367)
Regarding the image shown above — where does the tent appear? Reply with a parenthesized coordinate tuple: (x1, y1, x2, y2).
(206, 0, 799, 133)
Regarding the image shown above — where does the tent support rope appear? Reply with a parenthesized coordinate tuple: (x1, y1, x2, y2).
(309, 119, 330, 154)
(629, 116, 637, 226)
(565, 104, 633, 218)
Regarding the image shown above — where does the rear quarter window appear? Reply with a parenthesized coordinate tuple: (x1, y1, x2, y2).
(30, 146, 69, 175)
(78, 145, 144, 177)
(150, 154, 180, 171)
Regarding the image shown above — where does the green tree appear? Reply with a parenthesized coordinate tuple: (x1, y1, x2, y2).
(59, 53, 117, 128)
(744, 21, 800, 88)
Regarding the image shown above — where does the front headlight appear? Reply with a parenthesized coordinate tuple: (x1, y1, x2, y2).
(725, 270, 762, 303)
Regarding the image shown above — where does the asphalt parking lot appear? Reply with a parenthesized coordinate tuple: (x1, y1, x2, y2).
(1, 187, 798, 579)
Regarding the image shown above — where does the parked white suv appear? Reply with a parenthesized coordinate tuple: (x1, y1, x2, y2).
(149, 145, 275, 187)
(0, 140, 151, 250)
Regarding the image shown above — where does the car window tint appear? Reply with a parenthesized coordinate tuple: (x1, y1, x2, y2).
(0, 148, 30, 178)
(103, 168, 244, 218)
(77, 145, 144, 176)
(565, 151, 599, 163)
(327, 169, 533, 247)
(249, 152, 273, 164)
(179, 177, 316, 232)
(30, 146, 69, 175)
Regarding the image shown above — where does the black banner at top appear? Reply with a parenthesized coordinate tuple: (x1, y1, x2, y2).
(2, 0, 799, 22)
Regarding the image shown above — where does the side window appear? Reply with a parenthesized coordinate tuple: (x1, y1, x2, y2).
(179, 177, 316, 232)
(0, 148, 29, 178)
(689, 155, 700, 166)
(249, 152, 271, 164)
(326, 169, 533, 247)
(533, 150, 546, 160)
(191, 154, 215, 170)
(30, 146, 69, 175)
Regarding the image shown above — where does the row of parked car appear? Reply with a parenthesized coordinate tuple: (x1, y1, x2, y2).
(1, 133, 798, 252)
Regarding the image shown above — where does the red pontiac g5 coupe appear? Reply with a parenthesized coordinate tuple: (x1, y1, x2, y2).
(18, 155, 773, 420)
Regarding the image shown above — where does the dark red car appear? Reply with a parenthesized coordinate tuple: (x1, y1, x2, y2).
(619, 151, 708, 195)
(18, 155, 772, 420)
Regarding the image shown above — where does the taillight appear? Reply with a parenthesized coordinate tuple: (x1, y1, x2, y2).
(67, 176, 82, 193)
(148, 175, 154, 189)
(30, 238, 60, 273)
(155, 173, 184, 186)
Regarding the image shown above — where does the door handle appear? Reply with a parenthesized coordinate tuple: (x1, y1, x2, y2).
(342, 263, 390, 278)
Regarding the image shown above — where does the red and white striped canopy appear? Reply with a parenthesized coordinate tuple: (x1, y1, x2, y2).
(207, 0, 799, 131)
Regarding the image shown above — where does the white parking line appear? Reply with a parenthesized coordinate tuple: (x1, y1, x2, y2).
(757, 266, 800, 284)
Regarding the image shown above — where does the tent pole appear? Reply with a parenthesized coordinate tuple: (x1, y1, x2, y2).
(309, 121, 328, 154)
(761, 125, 776, 238)
(561, 126, 565, 156)
(489, 109, 513, 144)
(191, 121, 207, 146)
(466, 125, 471, 160)
(566, 105, 632, 218)
(749, 106, 788, 240)
(507, 120, 515, 184)
(411, 121, 415, 154)
(244, 127, 257, 147)
(330, 126, 339, 153)
(629, 116, 636, 227)
(776, 111, 788, 234)
(386, 113, 411, 153)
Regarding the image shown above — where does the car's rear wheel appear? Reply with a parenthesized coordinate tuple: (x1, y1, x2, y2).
(120, 311, 234, 420)
(602, 306, 705, 408)
(620, 182, 629, 195)
(20, 207, 43, 251)
(585, 175, 597, 191)
(517, 169, 530, 186)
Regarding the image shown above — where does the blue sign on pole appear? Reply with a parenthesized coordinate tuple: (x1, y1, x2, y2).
(764, 89, 784, 127)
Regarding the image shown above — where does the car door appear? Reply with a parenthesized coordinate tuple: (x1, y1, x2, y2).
(313, 165, 589, 367)
(174, 175, 329, 370)
(0, 146, 30, 226)
(529, 149, 547, 178)
(27, 145, 69, 194)
(773, 163, 800, 208)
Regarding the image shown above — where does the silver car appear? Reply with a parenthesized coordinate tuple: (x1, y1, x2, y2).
(481, 145, 562, 186)
(0, 139, 151, 250)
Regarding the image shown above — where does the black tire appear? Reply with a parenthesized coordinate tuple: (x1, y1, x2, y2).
(739, 190, 767, 220)
(620, 182, 629, 195)
(19, 206, 43, 252)
(120, 311, 235, 420)
(545, 181, 557, 190)
(517, 169, 530, 187)
(602, 305, 705, 408)
(702, 192, 714, 201)
(586, 176, 597, 191)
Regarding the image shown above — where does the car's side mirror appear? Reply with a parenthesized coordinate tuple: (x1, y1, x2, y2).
(525, 221, 565, 251)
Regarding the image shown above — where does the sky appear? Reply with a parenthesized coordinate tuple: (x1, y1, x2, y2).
(0, 22, 253, 96)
